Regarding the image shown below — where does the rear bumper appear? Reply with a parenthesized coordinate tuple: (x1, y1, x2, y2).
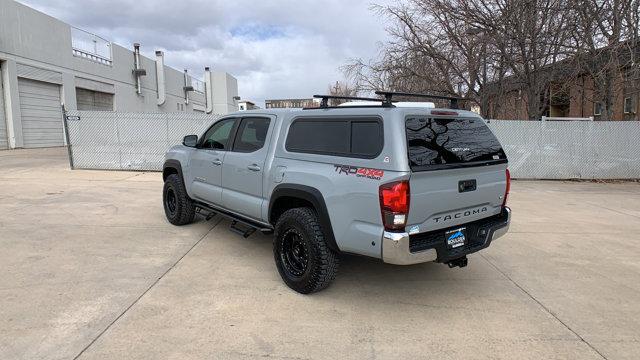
(382, 207, 511, 265)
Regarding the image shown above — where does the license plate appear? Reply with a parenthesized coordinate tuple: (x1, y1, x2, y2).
(445, 227, 467, 249)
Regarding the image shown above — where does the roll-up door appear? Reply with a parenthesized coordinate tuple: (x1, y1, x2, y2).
(76, 88, 114, 111)
(18, 78, 64, 148)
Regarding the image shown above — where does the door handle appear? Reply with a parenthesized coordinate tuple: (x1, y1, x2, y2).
(247, 164, 261, 172)
(211, 159, 222, 166)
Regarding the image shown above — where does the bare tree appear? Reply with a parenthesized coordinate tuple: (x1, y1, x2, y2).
(458, 0, 576, 119)
(326, 81, 359, 105)
(568, 0, 640, 119)
(344, 2, 479, 105)
(347, 0, 638, 120)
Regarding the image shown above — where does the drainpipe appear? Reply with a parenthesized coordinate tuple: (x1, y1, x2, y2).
(132, 43, 146, 95)
(155, 51, 166, 106)
(183, 69, 192, 105)
(205, 67, 213, 113)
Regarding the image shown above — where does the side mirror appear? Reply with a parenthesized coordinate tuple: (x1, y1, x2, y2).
(183, 135, 198, 148)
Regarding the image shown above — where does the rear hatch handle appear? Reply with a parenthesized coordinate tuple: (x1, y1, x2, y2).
(458, 179, 477, 193)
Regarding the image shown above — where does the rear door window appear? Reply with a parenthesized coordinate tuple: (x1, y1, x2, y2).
(286, 118, 382, 158)
(405, 116, 507, 171)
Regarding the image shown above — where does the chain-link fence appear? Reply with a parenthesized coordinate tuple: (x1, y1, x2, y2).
(64, 110, 221, 171)
(64, 111, 640, 178)
(486, 120, 640, 179)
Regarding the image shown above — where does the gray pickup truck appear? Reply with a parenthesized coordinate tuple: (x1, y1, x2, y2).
(162, 92, 511, 294)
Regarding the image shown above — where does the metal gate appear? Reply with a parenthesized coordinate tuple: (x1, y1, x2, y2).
(486, 120, 640, 179)
(18, 78, 64, 148)
(64, 110, 221, 171)
(63, 111, 640, 179)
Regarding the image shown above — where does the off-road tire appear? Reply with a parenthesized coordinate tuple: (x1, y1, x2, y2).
(163, 174, 196, 226)
(273, 207, 339, 294)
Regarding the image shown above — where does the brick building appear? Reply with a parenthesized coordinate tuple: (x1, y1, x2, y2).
(265, 98, 321, 109)
(485, 44, 639, 121)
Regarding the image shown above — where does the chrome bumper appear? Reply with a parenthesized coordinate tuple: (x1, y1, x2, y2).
(382, 207, 511, 265)
(382, 231, 438, 265)
(491, 207, 511, 241)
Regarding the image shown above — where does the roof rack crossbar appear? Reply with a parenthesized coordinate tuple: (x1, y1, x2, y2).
(375, 91, 464, 109)
(312, 94, 385, 108)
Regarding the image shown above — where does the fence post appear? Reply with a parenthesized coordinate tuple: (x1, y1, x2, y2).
(165, 112, 171, 153)
(61, 105, 75, 170)
(115, 112, 123, 170)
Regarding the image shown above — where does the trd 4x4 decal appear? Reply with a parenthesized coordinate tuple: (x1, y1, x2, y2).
(334, 164, 384, 180)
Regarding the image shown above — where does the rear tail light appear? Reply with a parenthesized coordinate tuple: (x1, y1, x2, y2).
(502, 168, 511, 207)
(379, 180, 410, 231)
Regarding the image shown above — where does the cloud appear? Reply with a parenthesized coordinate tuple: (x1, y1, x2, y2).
(18, 0, 390, 107)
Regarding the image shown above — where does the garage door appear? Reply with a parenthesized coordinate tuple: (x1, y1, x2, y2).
(0, 64, 8, 149)
(76, 88, 114, 111)
(18, 78, 63, 148)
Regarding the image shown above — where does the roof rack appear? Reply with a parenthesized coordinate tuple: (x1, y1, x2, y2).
(374, 91, 464, 109)
(307, 92, 465, 110)
(312, 94, 385, 109)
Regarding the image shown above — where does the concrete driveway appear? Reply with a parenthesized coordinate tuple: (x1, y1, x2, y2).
(1, 148, 639, 360)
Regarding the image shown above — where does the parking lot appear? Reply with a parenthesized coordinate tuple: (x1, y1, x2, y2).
(1, 147, 639, 360)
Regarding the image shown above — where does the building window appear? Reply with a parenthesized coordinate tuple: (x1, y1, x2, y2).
(623, 97, 634, 114)
(71, 27, 113, 66)
(177, 103, 180, 111)
(594, 102, 603, 116)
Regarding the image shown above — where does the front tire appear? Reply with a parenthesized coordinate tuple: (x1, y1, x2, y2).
(163, 174, 195, 225)
(273, 207, 339, 294)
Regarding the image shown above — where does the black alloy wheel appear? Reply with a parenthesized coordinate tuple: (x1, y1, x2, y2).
(165, 187, 177, 216)
(279, 228, 310, 278)
(162, 174, 196, 226)
(273, 207, 339, 294)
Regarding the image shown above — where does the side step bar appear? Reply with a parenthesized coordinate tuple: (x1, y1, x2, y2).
(230, 221, 256, 238)
(195, 201, 274, 237)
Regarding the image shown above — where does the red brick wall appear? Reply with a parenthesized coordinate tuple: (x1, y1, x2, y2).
(487, 71, 639, 120)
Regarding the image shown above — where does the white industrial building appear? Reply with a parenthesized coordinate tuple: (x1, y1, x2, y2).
(238, 100, 259, 111)
(0, 0, 239, 149)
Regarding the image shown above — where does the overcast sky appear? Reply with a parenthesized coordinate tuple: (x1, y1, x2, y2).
(19, 0, 390, 106)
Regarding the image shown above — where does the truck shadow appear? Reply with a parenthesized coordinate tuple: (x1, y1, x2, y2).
(205, 217, 479, 295)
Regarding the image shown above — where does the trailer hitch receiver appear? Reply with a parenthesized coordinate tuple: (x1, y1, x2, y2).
(447, 256, 468, 268)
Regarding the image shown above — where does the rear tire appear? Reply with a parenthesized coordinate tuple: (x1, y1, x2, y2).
(163, 174, 195, 226)
(273, 207, 339, 294)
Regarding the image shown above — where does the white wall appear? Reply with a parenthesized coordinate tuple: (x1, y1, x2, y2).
(211, 71, 239, 114)
(0, 0, 238, 148)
